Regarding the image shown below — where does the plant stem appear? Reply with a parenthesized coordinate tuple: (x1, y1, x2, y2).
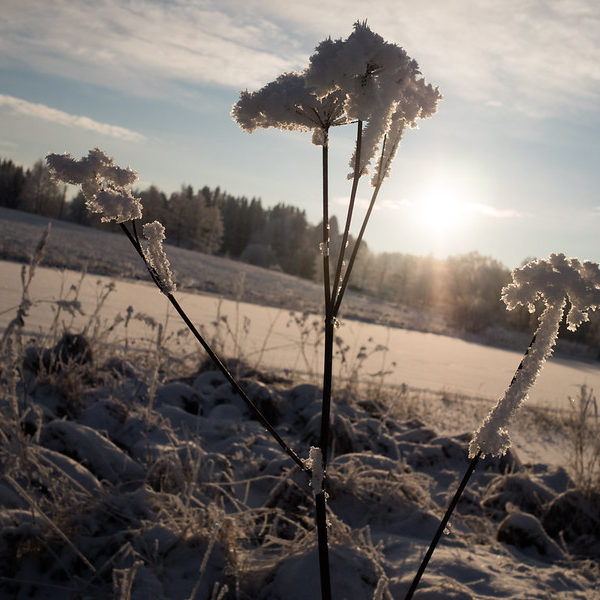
(316, 140, 334, 600)
(405, 331, 538, 599)
(315, 490, 332, 600)
(321, 142, 332, 311)
(333, 164, 384, 316)
(332, 120, 362, 308)
(403, 452, 481, 600)
(119, 223, 307, 473)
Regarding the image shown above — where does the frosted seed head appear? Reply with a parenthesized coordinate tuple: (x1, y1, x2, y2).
(502, 253, 600, 331)
(232, 21, 441, 175)
(46, 148, 142, 223)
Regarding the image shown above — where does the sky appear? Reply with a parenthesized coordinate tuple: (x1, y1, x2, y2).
(1, 0, 599, 269)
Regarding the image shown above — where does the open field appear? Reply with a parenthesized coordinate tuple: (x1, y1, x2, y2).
(2, 259, 600, 413)
(0, 207, 448, 335)
(1, 215, 599, 599)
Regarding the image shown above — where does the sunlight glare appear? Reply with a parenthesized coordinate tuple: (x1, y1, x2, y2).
(415, 186, 468, 234)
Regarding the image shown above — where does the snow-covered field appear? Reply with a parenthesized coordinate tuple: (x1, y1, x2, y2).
(1, 213, 599, 599)
(2, 259, 599, 412)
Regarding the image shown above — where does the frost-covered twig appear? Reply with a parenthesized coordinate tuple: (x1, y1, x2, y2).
(46, 149, 307, 474)
(406, 253, 600, 600)
(470, 253, 600, 457)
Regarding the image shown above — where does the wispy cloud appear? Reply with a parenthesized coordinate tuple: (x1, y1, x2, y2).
(230, 0, 600, 118)
(466, 203, 523, 219)
(0, 1, 301, 100)
(1, 0, 598, 118)
(0, 94, 145, 142)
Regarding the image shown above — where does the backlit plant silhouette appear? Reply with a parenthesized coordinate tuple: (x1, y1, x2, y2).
(232, 21, 441, 598)
(47, 21, 442, 600)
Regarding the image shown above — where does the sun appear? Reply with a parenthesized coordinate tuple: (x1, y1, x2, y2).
(415, 186, 467, 233)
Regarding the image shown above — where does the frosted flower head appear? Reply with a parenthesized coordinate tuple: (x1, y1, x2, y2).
(502, 253, 600, 331)
(470, 253, 600, 458)
(232, 72, 347, 145)
(232, 21, 441, 176)
(46, 148, 142, 223)
(306, 21, 441, 179)
(142, 221, 176, 295)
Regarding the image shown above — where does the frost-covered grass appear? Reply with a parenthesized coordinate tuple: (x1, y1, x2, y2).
(1, 246, 599, 599)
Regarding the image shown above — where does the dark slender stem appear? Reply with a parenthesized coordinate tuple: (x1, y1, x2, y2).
(317, 138, 334, 600)
(321, 142, 332, 311)
(405, 331, 539, 599)
(315, 491, 332, 600)
(404, 451, 482, 600)
(332, 121, 362, 308)
(119, 223, 307, 473)
(333, 181, 381, 316)
(320, 319, 335, 464)
(333, 137, 386, 316)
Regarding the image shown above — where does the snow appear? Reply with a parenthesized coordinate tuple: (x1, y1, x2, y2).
(1, 227, 600, 597)
(2, 259, 599, 412)
(1, 355, 598, 598)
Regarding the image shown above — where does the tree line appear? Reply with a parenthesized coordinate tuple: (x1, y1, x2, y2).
(2, 156, 600, 350)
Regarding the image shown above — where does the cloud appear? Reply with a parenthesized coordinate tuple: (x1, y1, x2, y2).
(0, 94, 145, 142)
(466, 202, 523, 219)
(1, 0, 598, 118)
(0, 0, 302, 100)
(228, 0, 600, 118)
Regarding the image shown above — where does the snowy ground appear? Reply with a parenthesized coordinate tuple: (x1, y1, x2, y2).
(0, 336, 598, 599)
(2, 260, 600, 413)
(1, 212, 599, 598)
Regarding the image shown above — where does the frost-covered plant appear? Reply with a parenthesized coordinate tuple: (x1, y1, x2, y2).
(233, 20, 440, 600)
(46, 148, 141, 223)
(46, 149, 305, 474)
(233, 21, 440, 180)
(405, 253, 600, 600)
(470, 253, 600, 458)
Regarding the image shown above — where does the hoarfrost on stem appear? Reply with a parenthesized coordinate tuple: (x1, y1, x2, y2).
(142, 221, 176, 295)
(232, 21, 441, 182)
(46, 148, 142, 223)
(304, 446, 324, 494)
(469, 254, 600, 458)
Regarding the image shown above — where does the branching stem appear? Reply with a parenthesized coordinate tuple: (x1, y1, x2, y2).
(118, 222, 307, 473)
(332, 120, 363, 308)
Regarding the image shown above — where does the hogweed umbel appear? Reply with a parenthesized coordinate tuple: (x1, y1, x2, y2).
(405, 253, 600, 600)
(234, 20, 441, 600)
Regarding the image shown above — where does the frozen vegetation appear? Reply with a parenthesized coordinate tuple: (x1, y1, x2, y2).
(1, 20, 599, 600)
(0, 293, 598, 598)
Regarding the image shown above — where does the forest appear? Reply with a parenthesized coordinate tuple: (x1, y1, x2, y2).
(2, 155, 599, 350)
